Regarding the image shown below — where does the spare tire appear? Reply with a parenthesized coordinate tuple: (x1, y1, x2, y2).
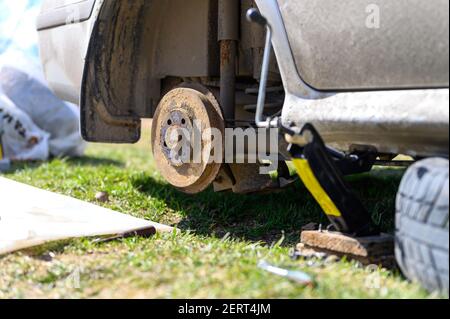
(395, 158, 449, 295)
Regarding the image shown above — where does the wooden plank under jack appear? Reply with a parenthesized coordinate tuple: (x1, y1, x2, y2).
(0, 177, 175, 255)
(298, 230, 396, 268)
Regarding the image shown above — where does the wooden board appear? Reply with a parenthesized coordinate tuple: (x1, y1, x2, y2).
(0, 177, 174, 255)
(299, 230, 395, 267)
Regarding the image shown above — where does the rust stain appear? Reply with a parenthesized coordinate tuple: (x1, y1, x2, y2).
(220, 41, 232, 65)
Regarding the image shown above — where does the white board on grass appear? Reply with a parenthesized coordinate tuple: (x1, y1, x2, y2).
(0, 177, 174, 255)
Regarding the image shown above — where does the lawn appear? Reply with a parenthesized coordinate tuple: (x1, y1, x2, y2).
(0, 123, 439, 299)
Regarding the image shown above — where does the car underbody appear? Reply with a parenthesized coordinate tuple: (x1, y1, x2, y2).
(37, 0, 449, 195)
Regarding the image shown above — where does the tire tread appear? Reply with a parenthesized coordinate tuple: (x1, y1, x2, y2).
(396, 158, 449, 295)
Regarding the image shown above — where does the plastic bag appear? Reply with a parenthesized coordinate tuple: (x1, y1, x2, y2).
(0, 1, 85, 161)
(0, 92, 50, 161)
(0, 67, 86, 157)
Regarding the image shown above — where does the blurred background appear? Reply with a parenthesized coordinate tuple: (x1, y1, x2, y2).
(0, 0, 85, 166)
(0, 0, 43, 80)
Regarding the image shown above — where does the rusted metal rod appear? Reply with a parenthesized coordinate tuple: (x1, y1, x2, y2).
(218, 0, 239, 123)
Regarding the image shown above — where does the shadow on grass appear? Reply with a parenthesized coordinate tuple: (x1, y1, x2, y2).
(65, 156, 124, 168)
(131, 167, 405, 245)
(3, 156, 124, 175)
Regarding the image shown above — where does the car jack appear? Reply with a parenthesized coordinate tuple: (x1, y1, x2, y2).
(286, 123, 380, 237)
(285, 124, 397, 266)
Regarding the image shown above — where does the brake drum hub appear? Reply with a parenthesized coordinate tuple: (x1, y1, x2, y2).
(160, 109, 192, 167)
(152, 86, 224, 194)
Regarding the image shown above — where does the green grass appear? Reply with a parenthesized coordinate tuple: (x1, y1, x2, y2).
(0, 126, 440, 299)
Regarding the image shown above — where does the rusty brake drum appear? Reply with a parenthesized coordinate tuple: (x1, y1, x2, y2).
(151, 84, 225, 194)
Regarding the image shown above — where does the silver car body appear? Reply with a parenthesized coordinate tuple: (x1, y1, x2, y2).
(37, 0, 99, 103)
(37, 0, 449, 158)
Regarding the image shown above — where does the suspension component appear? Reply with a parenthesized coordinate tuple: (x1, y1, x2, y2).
(219, 0, 240, 123)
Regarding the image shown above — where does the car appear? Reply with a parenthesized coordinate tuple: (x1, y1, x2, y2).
(36, 0, 449, 294)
